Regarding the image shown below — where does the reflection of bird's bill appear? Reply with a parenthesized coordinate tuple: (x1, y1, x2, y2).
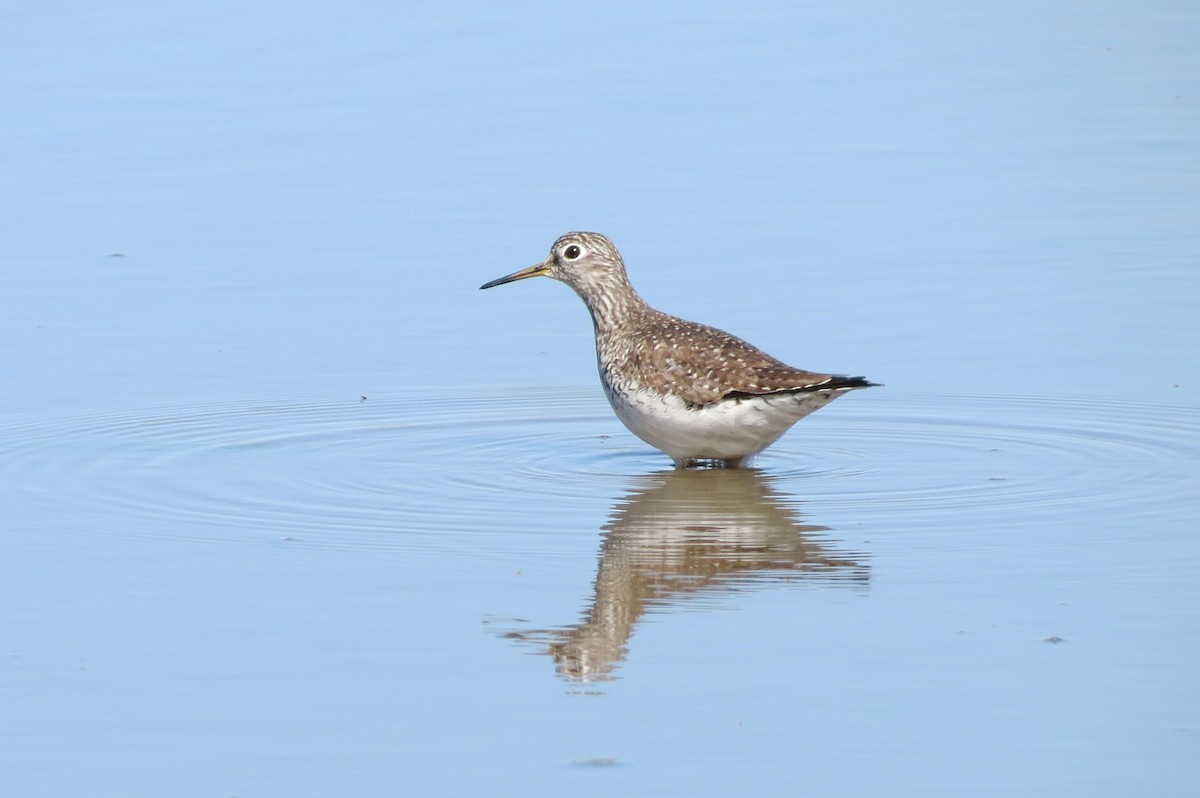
(479, 262, 550, 290)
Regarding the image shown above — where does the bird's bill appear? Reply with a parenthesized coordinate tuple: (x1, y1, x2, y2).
(479, 262, 550, 290)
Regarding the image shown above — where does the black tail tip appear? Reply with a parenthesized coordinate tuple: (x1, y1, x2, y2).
(837, 375, 880, 390)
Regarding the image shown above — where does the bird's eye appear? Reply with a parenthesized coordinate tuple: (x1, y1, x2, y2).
(563, 245, 581, 260)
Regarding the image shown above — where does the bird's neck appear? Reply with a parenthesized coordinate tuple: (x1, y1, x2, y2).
(573, 273, 651, 336)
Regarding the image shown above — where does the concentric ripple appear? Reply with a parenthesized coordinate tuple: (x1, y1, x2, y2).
(783, 391, 1200, 530)
(2, 388, 617, 554)
(2, 388, 1196, 554)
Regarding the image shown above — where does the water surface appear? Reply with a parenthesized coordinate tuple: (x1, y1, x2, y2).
(2, 1, 1198, 796)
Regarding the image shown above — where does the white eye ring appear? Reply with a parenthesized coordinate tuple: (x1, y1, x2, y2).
(563, 244, 583, 260)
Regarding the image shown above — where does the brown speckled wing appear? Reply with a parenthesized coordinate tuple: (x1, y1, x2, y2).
(614, 314, 872, 408)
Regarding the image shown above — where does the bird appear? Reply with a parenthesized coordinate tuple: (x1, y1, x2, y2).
(480, 232, 876, 468)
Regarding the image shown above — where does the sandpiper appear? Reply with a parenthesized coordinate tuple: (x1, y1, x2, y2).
(481, 232, 876, 468)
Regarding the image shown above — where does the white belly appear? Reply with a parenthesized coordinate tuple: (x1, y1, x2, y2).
(602, 383, 839, 467)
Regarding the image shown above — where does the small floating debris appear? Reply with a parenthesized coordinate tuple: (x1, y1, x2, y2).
(572, 758, 618, 767)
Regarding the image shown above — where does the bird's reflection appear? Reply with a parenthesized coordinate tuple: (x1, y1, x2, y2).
(504, 468, 869, 682)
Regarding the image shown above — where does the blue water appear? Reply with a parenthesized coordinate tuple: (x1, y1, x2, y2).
(2, 2, 1198, 796)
